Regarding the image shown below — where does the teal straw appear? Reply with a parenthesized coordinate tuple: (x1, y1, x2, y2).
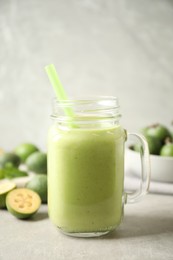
(45, 64, 74, 119)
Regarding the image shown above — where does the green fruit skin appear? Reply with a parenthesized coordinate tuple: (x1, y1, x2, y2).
(0, 195, 6, 209)
(141, 124, 172, 143)
(160, 144, 173, 157)
(26, 152, 47, 174)
(6, 202, 38, 219)
(26, 175, 47, 203)
(0, 153, 21, 168)
(134, 135, 162, 155)
(0, 169, 5, 179)
(148, 136, 162, 155)
(15, 143, 39, 162)
(0, 185, 16, 209)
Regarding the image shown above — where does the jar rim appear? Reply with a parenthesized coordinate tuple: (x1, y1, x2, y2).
(51, 96, 121, 128)
(52, 95, 119, 108)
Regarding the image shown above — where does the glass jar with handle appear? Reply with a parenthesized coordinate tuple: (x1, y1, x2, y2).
(48, 96, 150, 237)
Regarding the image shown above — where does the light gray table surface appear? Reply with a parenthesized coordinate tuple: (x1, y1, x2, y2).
(0, 193, 173, 260)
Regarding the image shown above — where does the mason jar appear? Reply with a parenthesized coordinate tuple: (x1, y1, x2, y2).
(48, 96, 150, 237)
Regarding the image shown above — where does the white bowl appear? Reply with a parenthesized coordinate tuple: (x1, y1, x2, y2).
(125, 148, 173, 183)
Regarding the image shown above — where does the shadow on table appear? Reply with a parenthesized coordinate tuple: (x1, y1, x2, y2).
(29, 212, 49, 222)
(104, 214, 173, 239)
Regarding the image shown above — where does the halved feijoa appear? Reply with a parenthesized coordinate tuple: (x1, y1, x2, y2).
(0, 182, 16, 208)
(6, 188, 41, 219)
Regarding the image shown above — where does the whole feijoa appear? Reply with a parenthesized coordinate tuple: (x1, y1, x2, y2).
(160, 139, 173, 157)
(141, 124, 172, 143)
(134, 135, 162, 155)
(0, 153, 21, 168)
(14, 143, 39, 162)
(26, 152, 47, 174)
(26, 174, 47, 203)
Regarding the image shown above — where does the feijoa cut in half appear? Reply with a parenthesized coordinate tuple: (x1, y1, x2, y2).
(0, 182, 16, 208)
(6, 188, 41, 219)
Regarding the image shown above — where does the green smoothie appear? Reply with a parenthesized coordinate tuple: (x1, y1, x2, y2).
(48, 124, 126, 234)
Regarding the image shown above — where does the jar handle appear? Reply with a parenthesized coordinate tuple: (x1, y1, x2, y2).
(125, 132, 151, 203)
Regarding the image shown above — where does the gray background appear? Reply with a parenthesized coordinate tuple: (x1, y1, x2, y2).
(0, 0, 173, 150)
